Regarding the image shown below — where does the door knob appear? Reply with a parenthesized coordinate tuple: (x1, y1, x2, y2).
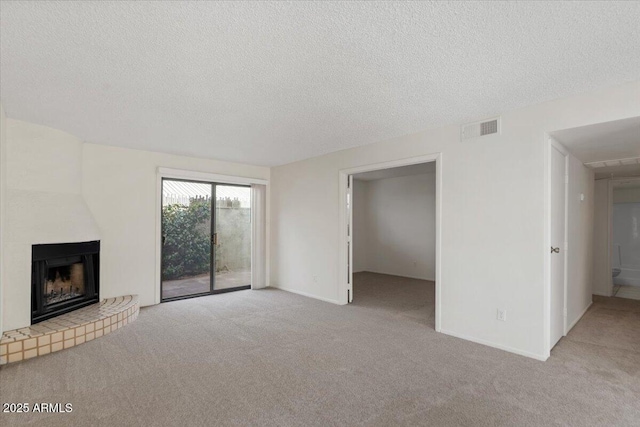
(551, 247, 560, 254)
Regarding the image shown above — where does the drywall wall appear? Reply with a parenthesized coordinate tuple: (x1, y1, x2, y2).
(0, 104, 6, 335)
(613, 187, 640, 203)
(3, 119, 101, 331)
(592, 180, 611, 296)
(566, 154, 594, 332)
(270, 81, 640, 360)
(353, 173, 436, 280)
(82, 144, 270, 307)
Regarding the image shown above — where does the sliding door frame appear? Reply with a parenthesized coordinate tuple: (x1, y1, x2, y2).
(155, 168, 268, 304)
(160, 177, 215, 302)
(160, 178, 253, 303)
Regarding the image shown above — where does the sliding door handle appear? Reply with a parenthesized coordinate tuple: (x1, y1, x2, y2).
(212, 233, 218, 245)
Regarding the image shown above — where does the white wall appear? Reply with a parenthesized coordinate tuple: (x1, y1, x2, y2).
(592, 180, 611, 296)
(565, 154, 594, 332)
(353, 173, 436, 280)
(613, 187, 640, 203)
(270, 81, 640, 360)
(82, 143, 270, 307)
(3, 119, 101, 331)
(0, 104, 7, 335)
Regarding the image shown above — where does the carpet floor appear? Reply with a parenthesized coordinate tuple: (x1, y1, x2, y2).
(1, 272, 639, 426)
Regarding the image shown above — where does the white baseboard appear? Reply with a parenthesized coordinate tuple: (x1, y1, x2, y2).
(439, 328, 548, 362)
(269, 285, 343, 305)
(566, 301, 592, 334)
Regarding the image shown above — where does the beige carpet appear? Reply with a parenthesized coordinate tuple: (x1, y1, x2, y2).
(1, 272, 639, 426)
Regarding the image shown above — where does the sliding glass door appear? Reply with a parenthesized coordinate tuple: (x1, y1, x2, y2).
(161, 179, 251, 301)
(214, 185, 252, 290)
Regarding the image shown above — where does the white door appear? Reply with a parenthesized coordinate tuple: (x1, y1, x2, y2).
(550, 145, 566, 349)
(347, 174, 353, 302)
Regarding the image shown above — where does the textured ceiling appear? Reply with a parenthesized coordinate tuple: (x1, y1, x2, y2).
(1, 1, 639, 166)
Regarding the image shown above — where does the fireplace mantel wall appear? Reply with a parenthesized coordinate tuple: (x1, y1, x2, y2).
(0, 105, 7, 335)
(3, 120, 101, 331)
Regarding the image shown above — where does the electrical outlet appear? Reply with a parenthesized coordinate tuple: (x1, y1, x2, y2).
(497, 309, 507, 322)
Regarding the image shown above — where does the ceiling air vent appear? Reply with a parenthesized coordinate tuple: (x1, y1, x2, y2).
(461, 117, 501, 141)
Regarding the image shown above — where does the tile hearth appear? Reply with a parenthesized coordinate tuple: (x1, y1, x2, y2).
(0, 295, 139, 365)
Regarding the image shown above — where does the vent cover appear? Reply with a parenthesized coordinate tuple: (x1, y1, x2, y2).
(461, 117, 501, 141)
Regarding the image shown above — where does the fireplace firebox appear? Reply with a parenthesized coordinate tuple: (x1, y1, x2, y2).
(32, 241, 100, 324)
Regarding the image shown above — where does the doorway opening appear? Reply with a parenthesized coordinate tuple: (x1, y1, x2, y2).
(609, 177, 640, 299)
(161, 179, 252, 301)
(351, 163, 437, 327)
(339, 153, 442, 331)
(546, 116, 640, 356)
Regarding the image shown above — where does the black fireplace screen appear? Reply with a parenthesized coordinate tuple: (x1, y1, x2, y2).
(32, 241, 100, 324)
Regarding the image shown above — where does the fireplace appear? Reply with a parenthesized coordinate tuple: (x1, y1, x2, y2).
(32, 241, 100, 324)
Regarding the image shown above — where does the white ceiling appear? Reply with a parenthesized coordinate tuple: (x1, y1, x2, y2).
(1, 2, 640, 166)
(353, 162, 435, 181)
(550, 116, 640, 180)
(551, 116, 640, 164)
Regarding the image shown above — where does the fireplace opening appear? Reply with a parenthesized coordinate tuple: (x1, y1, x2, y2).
(45, 260, 86, 305)
(32, 241, 100, 324)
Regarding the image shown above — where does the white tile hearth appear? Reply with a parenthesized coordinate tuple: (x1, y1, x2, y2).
(0, 295, 139, 365)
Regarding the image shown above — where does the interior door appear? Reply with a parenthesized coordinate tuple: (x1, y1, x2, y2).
(347, 174, 353, 302)
(550, 145, 567, 349)
(213, 184, 252, 291)
(161, 179, 213, 300)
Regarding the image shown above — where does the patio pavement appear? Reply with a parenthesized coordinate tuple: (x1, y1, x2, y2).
(162, 271, 251, 299)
